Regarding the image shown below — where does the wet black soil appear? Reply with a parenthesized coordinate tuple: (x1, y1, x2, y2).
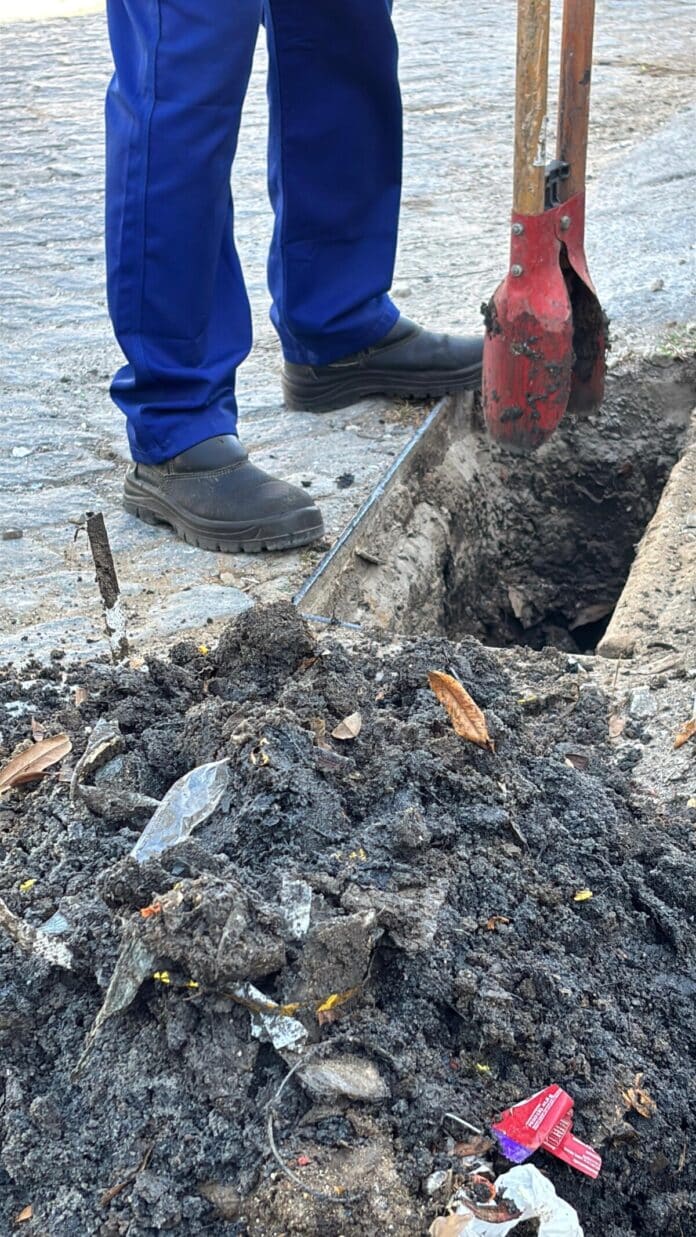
(1, 602, 694, 1235)
(442, 360, 696, 652)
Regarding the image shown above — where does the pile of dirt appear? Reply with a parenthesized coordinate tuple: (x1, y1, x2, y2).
(1, 602, 694, 1236)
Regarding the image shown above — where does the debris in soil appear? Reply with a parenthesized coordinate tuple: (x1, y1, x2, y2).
(674, 716, 696, 749)
(85, 510, 129, 663)
(0, 732, 72, 792)
(331, 711, 362, 740)
(430, 1164, 583, 1236)
(0, 601, 695, 1235)
(0, 895, 74, 971)
(491, 1085, 602, 1178)
(130, 759, 230, 862)
(428, 670, 495, 750)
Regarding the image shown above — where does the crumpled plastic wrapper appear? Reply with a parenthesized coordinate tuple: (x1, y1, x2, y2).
(130, 759, 230, 862)
(429, 1164, 583, 1236)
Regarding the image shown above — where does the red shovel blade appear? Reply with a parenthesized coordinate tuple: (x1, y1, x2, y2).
(482, 205, 573, 452)
(561, 190, 607, 414)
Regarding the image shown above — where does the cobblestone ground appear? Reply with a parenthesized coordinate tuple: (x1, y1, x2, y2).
(1, 1, 694, 662)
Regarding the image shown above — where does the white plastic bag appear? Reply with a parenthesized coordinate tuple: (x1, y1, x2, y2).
(430, 1165, 583, 1237)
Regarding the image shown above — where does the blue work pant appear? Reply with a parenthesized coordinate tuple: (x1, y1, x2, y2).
(105, 1, 402, 463)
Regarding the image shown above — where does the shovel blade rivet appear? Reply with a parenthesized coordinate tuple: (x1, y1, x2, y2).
(560, 215, 571, 230)
(511, 264, 524, 277)
(511, 222, 524, 236)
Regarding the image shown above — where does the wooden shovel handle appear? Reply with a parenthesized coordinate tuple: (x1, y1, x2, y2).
(513, 0, 551, 215)
(557, 0, 596, 199)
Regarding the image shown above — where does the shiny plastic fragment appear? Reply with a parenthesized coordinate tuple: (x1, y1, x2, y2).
(0, 895, 73, 970)
(429, 1165, 583, 1236)
(74, 930, 156, 1074)
(130, 759, 230, 863)
(241, 982, 308, 1052)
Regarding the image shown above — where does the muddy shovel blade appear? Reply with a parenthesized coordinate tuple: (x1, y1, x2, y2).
(483, 208, 573, 452)
(561, 191, 607, 413)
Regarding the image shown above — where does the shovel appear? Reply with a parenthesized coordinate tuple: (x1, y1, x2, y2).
(482, 0, 607, 451)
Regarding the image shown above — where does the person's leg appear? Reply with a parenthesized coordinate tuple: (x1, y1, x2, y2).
(264, 0, 401, 368)
(264, 0, 483, 413)
(105, 0, 261, 464)
(107, 0, 323, 551)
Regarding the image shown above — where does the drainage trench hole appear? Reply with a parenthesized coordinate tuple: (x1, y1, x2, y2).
(318, 359, 695, 652)
(441, 362, 694, 653)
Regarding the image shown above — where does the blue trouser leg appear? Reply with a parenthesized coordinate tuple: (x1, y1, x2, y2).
(265, 0, 402, 365)
(105, 1, 402, 463)
(105, 0, 261, 464)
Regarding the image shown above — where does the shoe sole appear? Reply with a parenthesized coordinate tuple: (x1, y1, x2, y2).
(282, 361, 483, 413)
(123, 477, 324, 554)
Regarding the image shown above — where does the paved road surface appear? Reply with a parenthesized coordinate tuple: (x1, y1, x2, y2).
(1, 1, 694, 661)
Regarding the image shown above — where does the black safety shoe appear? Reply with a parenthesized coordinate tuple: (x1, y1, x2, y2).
(123, 434, 324, 553)
(282, 315, 483, 412)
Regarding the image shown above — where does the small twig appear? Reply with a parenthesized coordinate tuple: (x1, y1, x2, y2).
(86, 512, 129, 662)
(99, 1144, 153, 1207)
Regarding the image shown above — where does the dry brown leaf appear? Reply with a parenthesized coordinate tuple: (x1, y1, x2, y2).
(428, 671, 494, 752)
(485, 914, 511, 931)
(331, 711, 362, 741)
(674, 718, 696, 750)
(608, 714, 626, 739)
(0, 733, 72, 794)
(623, 1074, 657, 1119)
(74, 686, 89, 708)
(15, 1205, 33, 1223)
(30, 717, 46, 742)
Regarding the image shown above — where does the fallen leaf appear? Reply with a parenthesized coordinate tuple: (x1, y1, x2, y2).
(427, 671, 494, 752)
(674, 718, 696, 750)
(15, 1205, 33, 1223)
(0, 733, 72, 794)
(475, 1062, 491, 1074)
(623, 1074, 657, 1119)
(31, 717, 46, 741)
(198, 644, 209, 655)
(297, 656, 318, 674)
(74, 686, 89, 708)
(485, 914, 510, 931)
(573, 889, 593, 902)
(331, 711, 362, 741)
(19, 879, 36, 894)
(608, 714, 626, 739)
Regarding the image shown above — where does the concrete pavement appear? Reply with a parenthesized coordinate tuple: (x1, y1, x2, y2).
(0, 1, 694, 663)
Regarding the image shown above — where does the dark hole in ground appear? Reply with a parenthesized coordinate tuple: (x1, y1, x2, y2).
(440, 358, 695, 653)
(302, 357, 696, 654)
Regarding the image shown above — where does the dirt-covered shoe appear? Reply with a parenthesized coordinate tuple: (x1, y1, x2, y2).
(123, 434, 324, 553)
(282, 315, 483, 412)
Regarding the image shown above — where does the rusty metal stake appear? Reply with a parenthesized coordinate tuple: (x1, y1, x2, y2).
(85, 512, 129, 662)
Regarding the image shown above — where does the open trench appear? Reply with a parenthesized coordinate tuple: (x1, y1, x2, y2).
(297, 358, 696, 656)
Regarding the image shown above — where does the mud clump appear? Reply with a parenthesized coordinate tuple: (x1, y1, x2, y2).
(0, 601, 694, 1235)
